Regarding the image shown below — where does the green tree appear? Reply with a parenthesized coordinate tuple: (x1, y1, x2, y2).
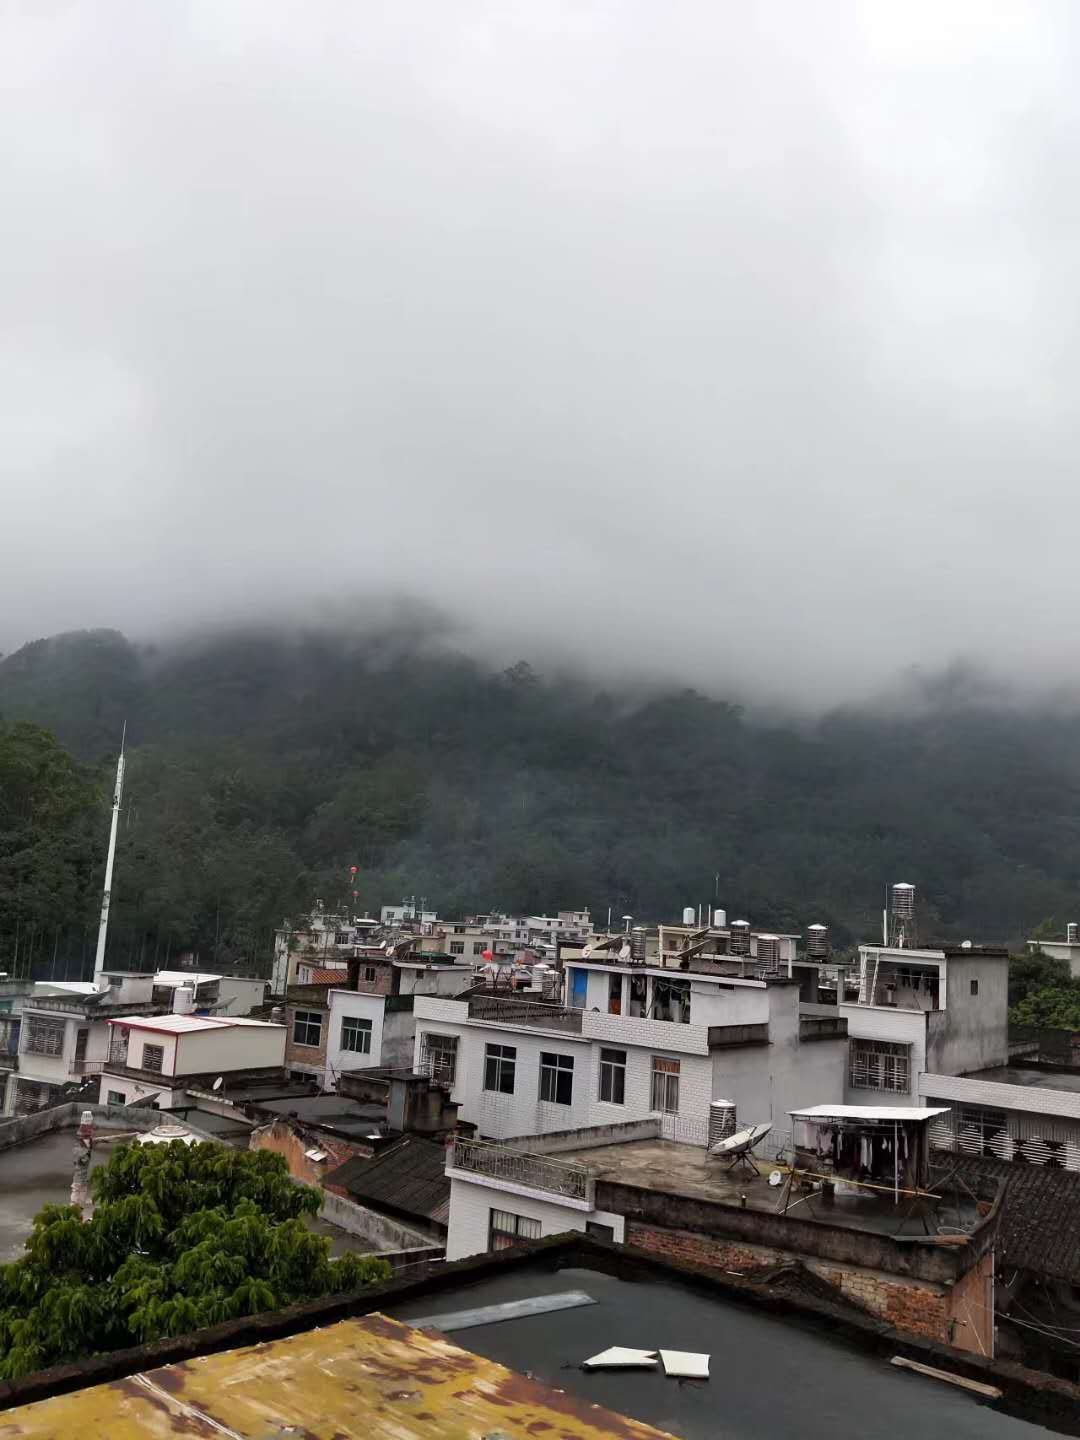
(1010, 985, 1080, 1030)
(0, 1142, 389, 1379)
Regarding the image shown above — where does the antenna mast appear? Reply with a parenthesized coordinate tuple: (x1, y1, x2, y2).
(92, 723, 126, 988)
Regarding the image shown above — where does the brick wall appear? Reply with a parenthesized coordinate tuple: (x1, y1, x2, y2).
(285, 1001, 328, 1083)
(249, 1116, 360, 1186)
(625, 1221, 975, 1351)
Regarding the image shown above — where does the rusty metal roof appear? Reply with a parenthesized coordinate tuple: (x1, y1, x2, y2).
(2, 1312, 674, 1439)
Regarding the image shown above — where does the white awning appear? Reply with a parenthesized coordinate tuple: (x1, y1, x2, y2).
(789, 1105, 950, 1122)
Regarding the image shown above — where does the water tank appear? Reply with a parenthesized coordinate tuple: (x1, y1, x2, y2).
(269, 1005, 284, 1024)
(729, 920, 751, 957)
(709, 1099, 737, 1148)
(757, 934, 780, 969)
(172, 984, 195, 1015)
(682, 906, 696, 926)
(891, 883, 916, 918)
(1069, 923, 1079, 945)
(806, 923, 830, 959)
(630, 926, 647, 962)
(713, 908, 727, 929)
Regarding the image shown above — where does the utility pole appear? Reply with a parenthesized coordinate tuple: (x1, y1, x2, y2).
(92, 724, 126, 989)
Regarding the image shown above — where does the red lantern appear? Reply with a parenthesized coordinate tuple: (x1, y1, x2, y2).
(481, 949, 494, 962)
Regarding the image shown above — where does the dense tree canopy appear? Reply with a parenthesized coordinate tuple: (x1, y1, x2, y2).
(0, 1142, 389, 1379)
(4, 624, 1080, 974)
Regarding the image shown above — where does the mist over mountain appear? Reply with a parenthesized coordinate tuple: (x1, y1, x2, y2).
(1, 622, 1078, 977)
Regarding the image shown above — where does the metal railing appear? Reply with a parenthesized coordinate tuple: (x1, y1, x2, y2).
(71, 1059, 104, 1075)
(467, 995, 583, 1033)
(447, 1135, 592, 1202)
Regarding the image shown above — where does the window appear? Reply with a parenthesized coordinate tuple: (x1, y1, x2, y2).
(488, 1208, 541, 1251)
(539, 1052, 574, 1105)
(364, 966, 377, 983)
(335, 932, 351, 945)
(141, 1044, 164, 1074)
(340, 1016, 372, 1054)
(420, 1032, 458, 1085)
(586, 1220, 615, 1241)
(848, 1038, 910, 1094)
(653, 977, 691, 1024)
(450, 941, 466, 955)
(970, 979, 979, 996)
(23, 1018, 65, 1057)
(473, 941, 487, 955)
(599, 1047, 627, 1105)
(292, 1010, 323, 1048)
(74, 1028, 89, 1063)
(650, 1056, 680, 1113)
(484, 1043, 516, 1094)
(107, 1091, 125, 1106)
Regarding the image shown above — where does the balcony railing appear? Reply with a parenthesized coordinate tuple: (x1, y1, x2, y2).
(447, 1135, 592, 1203)
(467, 995, 583, 1034)
(71, 1059, 104, 1074)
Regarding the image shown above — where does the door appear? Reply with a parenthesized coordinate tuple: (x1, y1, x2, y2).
(569, 968, 588, 1009)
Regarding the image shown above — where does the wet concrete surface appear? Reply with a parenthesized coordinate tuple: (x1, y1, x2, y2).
(0, 1129, 382, 1260)
(0, 1131, 109, 1260)
(391, 1266, 1046, 1440)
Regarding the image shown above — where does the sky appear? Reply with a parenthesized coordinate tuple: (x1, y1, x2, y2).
(3, 0, 1080, 706)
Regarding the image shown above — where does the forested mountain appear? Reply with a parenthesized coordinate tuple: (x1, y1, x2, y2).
(2, 625, 1080, 978)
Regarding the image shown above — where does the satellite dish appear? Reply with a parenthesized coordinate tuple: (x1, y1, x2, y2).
(212, 1076, 224, 1091)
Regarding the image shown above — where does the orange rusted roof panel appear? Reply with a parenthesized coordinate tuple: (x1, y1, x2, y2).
(0, 1312, 676, 1439)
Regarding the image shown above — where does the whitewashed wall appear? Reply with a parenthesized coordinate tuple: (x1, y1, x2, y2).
(445, 1175, 625, 1261)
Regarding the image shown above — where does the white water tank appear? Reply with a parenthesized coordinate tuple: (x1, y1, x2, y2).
(757, 934, 780, 969)
(682, 907, 696, 925)
(1069, 923, 1079, 944)
(709, 1099, 737, 1148)
(730, 920, 751, 957)
(172, 984, 196, 1015)
(713, 908, 727, 929)
(806, 923, 830, 959)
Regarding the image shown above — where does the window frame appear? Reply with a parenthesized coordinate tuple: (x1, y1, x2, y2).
(22, 1017, 66, 1058)
(449, 941, 466, 955)
(107, 1090, 126, 1106)
(421, 1031, 458, 1086)
(340, 1016, 373, 1055)
(488, 1208, 542, 1252)
(484, 1042, 517, 1094)
(292, 1009, 324, 1048)
(141, 1043, 165, 1074)
(650, 1055, 681, 1113)
(848, 1038, 911, 1094)
(538, 1051, 574, 1106)
(598, 1047, 627, 1105)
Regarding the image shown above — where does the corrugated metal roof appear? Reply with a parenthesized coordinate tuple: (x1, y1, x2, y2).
(0, 1312, 673, 1438)
(327, 1135, 449, 1224)
(790, 1105, 949, 1121)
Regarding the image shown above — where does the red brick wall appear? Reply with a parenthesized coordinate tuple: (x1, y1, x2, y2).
(626, 1221, 958, 1348)
(249, 1117, 360, 1187)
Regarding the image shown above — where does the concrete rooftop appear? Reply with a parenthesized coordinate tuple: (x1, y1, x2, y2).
(557, 1138, 980, 1237)
(966, 1065, 1080, 1095)
(390, 1265, 1043, 1440)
